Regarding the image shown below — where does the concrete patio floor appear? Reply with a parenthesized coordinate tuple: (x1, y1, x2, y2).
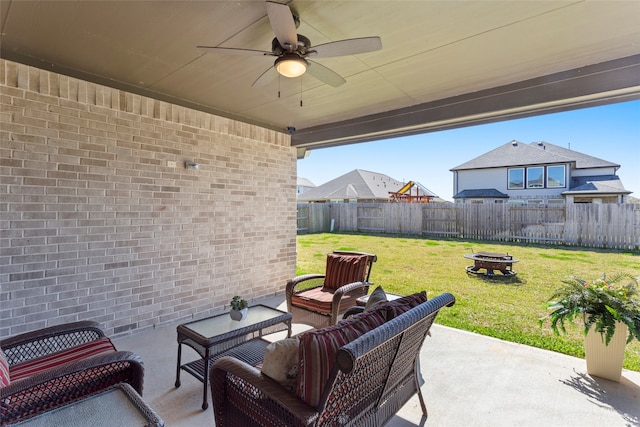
(113, 295, 640, 426)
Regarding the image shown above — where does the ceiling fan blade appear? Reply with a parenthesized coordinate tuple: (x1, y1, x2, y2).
(311, 37, 382, 58)
(306, 60, 346, 87)
(197, 46, 274, 56)
(266, 1, 298, 50)
(251, 66, 278, 88)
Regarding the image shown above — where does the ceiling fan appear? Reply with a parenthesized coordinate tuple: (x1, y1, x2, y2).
(197, 1, 382, 88)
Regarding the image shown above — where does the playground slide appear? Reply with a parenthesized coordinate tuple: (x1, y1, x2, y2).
(397, 180, 414, 195)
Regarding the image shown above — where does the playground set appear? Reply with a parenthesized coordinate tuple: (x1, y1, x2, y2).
(388, 181, 435, 203)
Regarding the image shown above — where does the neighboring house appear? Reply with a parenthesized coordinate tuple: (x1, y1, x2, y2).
(451, 140, 631, 204)
(297, 177, 316, 196)
(298, 169, 439, 203)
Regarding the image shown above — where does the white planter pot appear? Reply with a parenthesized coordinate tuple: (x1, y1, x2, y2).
(584, 321, 628, 382)
(230, 307, 248, 321)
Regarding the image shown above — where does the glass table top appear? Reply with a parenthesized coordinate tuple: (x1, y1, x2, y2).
(182, 305, 289, 339)
(13, 384, 161, 427)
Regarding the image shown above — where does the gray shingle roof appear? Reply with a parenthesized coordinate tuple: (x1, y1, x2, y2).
(297, 169, 434, 201)
(450, 140, 619, 171)
(533, 142, 619, 169)
(562, 179, 631, 195)
(452, 189, 508, 199)
(297, 177, 316, 187)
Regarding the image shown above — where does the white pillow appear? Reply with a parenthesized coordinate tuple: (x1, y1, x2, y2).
(261, 337, 299, 392)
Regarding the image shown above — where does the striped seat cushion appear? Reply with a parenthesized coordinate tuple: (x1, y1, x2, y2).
(290, 286, 359, 314)
(323, 253, 369, 290)
(297, 309, 386, 407)
(0, 349, 10, 387)
(9, 337, 116, 382)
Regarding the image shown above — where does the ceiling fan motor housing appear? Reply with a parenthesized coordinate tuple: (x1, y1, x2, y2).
(272, 34, 311, 55)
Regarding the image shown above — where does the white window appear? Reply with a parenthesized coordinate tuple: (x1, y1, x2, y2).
(526, 167, 544, 188)
(547, 199, 565, 205)
(527, 199, 543, 205)
(546, 165, 566, 188)
(508, 168, 524, 189)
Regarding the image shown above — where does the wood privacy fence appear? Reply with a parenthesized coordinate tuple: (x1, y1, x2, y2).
(297, 202, 640, 250)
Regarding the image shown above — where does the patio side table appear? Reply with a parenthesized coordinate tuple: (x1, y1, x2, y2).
(175, 304, 292, 410)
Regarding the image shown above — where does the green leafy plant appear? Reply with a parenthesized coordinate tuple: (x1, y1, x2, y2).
(542, 273, 640, 345)
(230, 295, 248, 311)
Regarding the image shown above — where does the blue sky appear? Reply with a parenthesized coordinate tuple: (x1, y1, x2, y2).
(297, 100, 640, 201)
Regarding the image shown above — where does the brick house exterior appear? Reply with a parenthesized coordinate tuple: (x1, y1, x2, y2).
(0, 60, 297, 339)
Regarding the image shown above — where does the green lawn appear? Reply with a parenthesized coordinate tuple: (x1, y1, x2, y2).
(296, 232, 640, 371)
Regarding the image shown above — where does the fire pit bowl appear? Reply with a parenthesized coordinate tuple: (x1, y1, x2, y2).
(464, 252, 518, 277)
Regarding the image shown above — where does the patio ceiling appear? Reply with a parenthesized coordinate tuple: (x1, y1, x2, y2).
(2, 1, 639, 156)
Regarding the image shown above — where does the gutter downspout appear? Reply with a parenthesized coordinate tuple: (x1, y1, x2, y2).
(453, 171, 458, 200)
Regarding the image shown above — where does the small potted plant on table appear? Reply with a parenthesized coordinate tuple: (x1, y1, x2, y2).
(541, 273, 640, 381)
(230, 295, 249, 321)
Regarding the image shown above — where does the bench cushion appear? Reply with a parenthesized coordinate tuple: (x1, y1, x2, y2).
(323, 253, 369, 290)
(0, 349, 9, 387)
(297, 309, 386, 407)
(9, 337, 116, 382)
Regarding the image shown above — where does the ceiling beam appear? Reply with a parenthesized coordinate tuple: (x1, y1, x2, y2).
(291, 54, 640, 151)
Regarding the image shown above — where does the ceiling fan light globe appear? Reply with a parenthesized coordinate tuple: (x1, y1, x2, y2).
(275, 55, 307, 78)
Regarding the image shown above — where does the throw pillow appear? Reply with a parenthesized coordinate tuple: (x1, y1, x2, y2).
(297, 308, 386, 407)
(364, 286, 388, 311)
(323, 253, 369, 290)
(383, 291, 428, 319)
(0, 348, 10, 387)
(262, 337, 299, 393)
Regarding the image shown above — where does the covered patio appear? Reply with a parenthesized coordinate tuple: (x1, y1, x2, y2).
(2, 1, 640, 424)
(3, 0, 639, 343)
(3, 0, 640, 338)
(114, 295, 640, 426)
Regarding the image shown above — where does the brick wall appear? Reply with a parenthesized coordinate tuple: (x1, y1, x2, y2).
(0, 59, 297, 338)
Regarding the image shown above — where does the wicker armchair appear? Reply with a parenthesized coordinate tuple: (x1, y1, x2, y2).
(0, 321, 144, 425)
(210, 293, 456, 427)
(285, 251, 377, 328)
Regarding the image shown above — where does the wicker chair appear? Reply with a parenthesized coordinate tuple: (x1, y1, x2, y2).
(210, 292, 456, 427)
(285, 251, 377, 328)
(0, 321, 144, 425)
